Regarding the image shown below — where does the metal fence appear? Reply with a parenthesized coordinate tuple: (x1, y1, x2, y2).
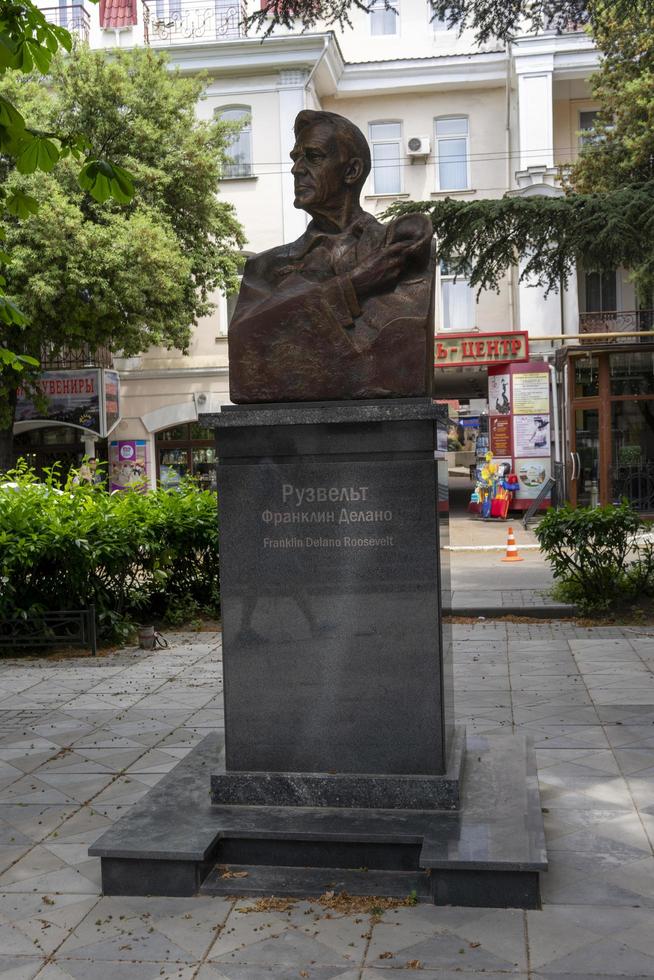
(40, 5, 91, 41)
(145, 0, 244, 43)
(0, 606, 97, 656)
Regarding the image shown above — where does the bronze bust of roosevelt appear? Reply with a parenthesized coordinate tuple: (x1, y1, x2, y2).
(228, 109, 436, 404)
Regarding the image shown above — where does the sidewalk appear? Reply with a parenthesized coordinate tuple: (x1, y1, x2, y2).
(1, 622, 654, 978)
(448, 514, 575, 617)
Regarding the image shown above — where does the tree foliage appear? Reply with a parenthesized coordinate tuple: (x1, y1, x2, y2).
(249, 0, 638, 43)
(385, 182, 654, 297)
(570, 1, 654, 193)
(0, 45, 244, 441)
(0, 0, 136, 357)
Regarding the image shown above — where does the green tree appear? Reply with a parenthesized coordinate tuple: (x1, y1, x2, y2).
(0, 46, 244, 468)
(0, 0, 136, 366)
(570, 2, 654, 193)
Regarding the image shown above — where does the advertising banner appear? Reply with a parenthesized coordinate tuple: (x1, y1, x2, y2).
(16, 370, 102, 433)
(489, 374, 511, 416)
(109, 440, 149, 491)
(490, 416, 512, 456)
(16, 368, 122, 438)
(513, 414, 550, 457)
(512, 372, 550, 414)
(515, 457, 552, 499)
(104, 370, 120, 436)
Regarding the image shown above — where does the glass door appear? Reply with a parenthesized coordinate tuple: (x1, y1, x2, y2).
(572, 407, 601, 507)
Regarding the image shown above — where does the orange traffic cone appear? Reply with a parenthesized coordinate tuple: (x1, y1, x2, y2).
(501, 526, 524, 562)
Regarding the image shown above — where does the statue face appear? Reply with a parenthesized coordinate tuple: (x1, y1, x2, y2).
(290, 122, 352, 211)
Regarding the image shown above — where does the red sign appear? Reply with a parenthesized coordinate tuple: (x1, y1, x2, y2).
(490, 416, 512, 456)
(435, 331, 529, 368)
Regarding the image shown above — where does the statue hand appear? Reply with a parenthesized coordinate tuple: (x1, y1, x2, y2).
(350, 239, 422, 299)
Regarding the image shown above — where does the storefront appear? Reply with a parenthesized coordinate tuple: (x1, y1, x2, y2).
(558, 344, 654, 513)
(155, 423, 217, 491)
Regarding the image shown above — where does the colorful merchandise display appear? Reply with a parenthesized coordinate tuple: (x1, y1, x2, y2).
(469, 452, 519, 520)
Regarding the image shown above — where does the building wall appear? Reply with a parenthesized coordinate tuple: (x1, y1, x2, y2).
(29, 3, 608, 480)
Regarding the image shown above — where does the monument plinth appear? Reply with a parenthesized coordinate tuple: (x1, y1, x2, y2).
(208, 399, 461, 810)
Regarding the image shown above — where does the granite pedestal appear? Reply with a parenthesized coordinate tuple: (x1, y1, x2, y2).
(209, 399, 454, 809)
(90, 399, 547, 907)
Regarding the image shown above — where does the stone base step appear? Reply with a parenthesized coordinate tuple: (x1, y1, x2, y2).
(200, 863, 431, 902)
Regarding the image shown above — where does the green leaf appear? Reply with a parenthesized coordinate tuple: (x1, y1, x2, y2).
(5, 190, 39, 219)
(15, 40, 33, 74)
(78, 159, 134, 204)
(0, 32, 20, 72)
(16, 136, 59, 174)
(25, 38, 52, 75)
(0, 296, 27, 325)
(0, 95, 26, 132)
(49, 24, 73, 53)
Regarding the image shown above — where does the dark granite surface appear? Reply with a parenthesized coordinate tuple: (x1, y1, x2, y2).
(201, 398, 448, 429)
(90, 730, 547, 874)
(216, 423, 448, 778)
(210, 727, 465, 810)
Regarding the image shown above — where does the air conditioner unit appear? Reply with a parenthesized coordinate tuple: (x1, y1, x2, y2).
(407, 136, 430, 158)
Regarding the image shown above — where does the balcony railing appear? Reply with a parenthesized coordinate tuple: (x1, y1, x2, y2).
(40, 344, 113, 370)
(579, 310, 654, 343)
(40, 5, 90, 42)
(143, 0, 244, 44)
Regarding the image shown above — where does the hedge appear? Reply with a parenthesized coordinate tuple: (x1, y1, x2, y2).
(0, 464, 220, 642)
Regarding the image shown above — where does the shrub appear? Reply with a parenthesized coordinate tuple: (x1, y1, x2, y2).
(535, 501, 654, 612)
(0, 463, 219, 641)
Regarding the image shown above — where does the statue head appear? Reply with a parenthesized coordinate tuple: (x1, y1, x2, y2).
(290, 110, 371, 218)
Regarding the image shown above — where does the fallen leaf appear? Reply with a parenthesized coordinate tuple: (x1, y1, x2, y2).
(406, 961, 423, 970)
(379, 951, 394, 959)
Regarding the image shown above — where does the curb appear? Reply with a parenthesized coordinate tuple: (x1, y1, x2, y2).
(445, 545, 541, 552)
(446, 605, 576, 619)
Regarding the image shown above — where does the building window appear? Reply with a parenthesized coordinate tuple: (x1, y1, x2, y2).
(217, 106, 252, 178)
(369, 122, 402, 195)
(435, 116, 469, 191)
(430, 3, 448, 31)
(370, 0, 398, 35)
(156, 423, 217, 491)
(585, 270, 617, 312)
(440, 258, 475, 330)
(578, 109, 600, 147)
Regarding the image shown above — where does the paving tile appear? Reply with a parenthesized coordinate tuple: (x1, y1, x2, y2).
(58, 895, 231, 961)
(50, 961, 197, 979)
(0, 955, 45, 979)
(366, 906, 527, 971)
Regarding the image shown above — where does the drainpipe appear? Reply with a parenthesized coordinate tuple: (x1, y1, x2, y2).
(505, 41, 516, 333)
(304, 34, 330, 106)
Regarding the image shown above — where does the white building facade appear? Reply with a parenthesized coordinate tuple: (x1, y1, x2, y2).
(20, 1, 652, 511)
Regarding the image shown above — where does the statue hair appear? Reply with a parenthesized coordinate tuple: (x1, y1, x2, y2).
(294, 110, 372, 193)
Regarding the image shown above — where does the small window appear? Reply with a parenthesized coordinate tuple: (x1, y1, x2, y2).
(370, 0, 398, 35)
(440, 258, 475, 330)
(430, 2, 448, 31)
(369, 121, 402, 195)
(578, 109, 600, 148)
(218, 106, 252, 178)
(585, 270, 616, 313)
(435, 116, 469, 191)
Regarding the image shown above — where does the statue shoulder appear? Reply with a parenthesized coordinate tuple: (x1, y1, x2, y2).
(241, 234, 308, 284)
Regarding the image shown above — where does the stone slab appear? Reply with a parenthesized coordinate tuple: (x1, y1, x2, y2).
(90, 730, 547, 908)
(214, 408, 452, 780)
(201, 398, 448, 428)
(210, 727, 466, 810)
